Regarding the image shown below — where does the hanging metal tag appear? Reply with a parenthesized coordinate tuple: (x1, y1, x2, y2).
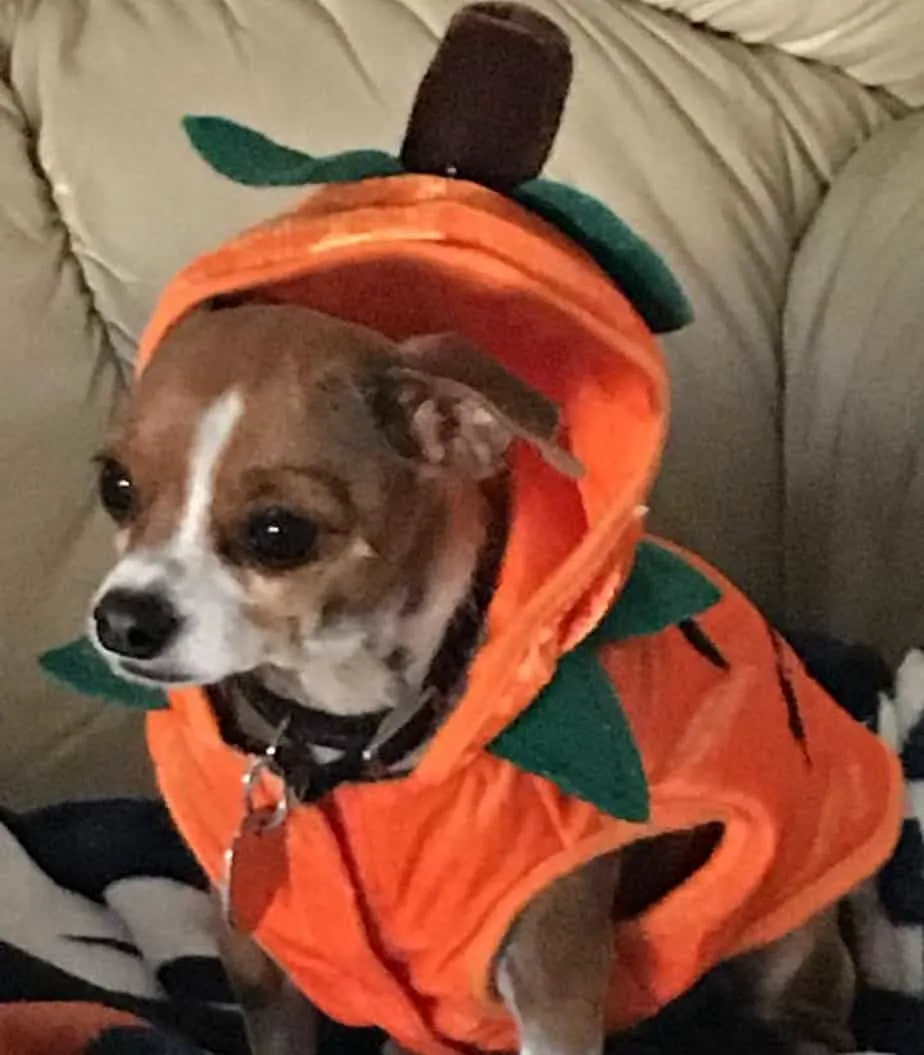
(222, 724, 291, 934)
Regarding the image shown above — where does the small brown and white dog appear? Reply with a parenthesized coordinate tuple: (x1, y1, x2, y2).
(88, 303, 857, 1055)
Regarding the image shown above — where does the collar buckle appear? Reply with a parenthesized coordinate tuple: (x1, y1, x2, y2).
(241, 717, 292, 829)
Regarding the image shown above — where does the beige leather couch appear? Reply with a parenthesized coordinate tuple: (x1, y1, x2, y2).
(1, 0, 922, 808)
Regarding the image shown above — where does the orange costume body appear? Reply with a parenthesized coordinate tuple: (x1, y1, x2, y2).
(137, 176, 902, 1055)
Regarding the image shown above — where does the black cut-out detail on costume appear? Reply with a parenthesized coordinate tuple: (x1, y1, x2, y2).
(766, 621, 810, 762)
(677, 619, 729, 671)
(206, 292, 250, 310)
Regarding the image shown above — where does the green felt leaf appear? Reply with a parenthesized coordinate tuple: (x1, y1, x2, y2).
(489, 647, 649, 822)
(39, 637, 168, 710)
(485, 542, 721, 820)
(182, 116, 403, 187)
(589, 540, 720, 646)
(513, 178, 693, 335)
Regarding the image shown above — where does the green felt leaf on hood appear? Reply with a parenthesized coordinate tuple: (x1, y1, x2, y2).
(512, 178, 693, 335)
(489, 646, 649, 823)
(180, 116, 690, 336)
(182, 115, 404, 187)
(39, 637, 168, 710)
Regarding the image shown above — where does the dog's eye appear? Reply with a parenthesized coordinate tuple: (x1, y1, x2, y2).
(97, 458, 136, 524)
(243, 508, 319, 570)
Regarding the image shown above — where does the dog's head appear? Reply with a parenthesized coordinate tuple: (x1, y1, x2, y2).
(89, 303, 579, 715)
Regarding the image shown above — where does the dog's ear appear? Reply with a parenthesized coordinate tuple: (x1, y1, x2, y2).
(367, 333, 583, 480)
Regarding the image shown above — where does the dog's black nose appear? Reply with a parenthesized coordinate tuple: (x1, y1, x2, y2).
(93, 589, 181, 660)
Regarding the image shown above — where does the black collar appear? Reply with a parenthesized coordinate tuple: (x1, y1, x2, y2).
(209, 675, 446, 803)
(233, 677, 390, 754)
(208, 485, 508, 803)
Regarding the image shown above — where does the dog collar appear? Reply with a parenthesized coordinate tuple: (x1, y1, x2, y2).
(210, 676, 446, 803)
(232, 677, 390, 753)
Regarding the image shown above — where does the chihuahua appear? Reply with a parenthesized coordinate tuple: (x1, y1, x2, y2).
(89, 303, 857, 1055)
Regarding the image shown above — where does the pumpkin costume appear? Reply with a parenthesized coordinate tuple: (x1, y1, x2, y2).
(42, 6, 902, 1055)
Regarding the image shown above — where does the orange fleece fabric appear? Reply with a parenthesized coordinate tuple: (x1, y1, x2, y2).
(0, 1003, 141, 1055)
(139, 176, 903, 1055)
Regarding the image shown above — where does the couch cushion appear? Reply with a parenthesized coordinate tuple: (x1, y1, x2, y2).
(0, 68, 150, 806)
(784, 111, 924, 662)
(639, 0, 924, 105)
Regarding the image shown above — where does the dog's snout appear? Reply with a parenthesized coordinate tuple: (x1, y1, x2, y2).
(93, 588, 181, 660)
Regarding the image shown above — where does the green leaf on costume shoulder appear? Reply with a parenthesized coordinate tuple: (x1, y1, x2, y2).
(39, 637, 168, 710)
(489, 648, 649, 823)
(485, 542, 723, 822)
(182, 116, 403, 187)
(513, 178, 692, 335)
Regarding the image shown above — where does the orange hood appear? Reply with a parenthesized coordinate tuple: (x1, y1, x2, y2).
(134, 174, 670, 783)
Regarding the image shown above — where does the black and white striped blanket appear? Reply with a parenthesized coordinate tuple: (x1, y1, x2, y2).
(788, 637, 924, 1055)
(0, 637, 921, 1055)
(0, 797, 243, 1055)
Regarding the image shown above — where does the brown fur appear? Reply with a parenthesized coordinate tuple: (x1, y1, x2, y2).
(105, 307, 454, 617)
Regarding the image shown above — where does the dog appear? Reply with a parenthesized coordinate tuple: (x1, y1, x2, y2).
(88, 302, 865, 1055)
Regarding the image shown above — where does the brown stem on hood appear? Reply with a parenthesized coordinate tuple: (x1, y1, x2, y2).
(400, 3, 573, 193)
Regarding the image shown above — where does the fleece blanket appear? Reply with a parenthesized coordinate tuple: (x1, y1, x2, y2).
(1, 638, 922, 1055)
